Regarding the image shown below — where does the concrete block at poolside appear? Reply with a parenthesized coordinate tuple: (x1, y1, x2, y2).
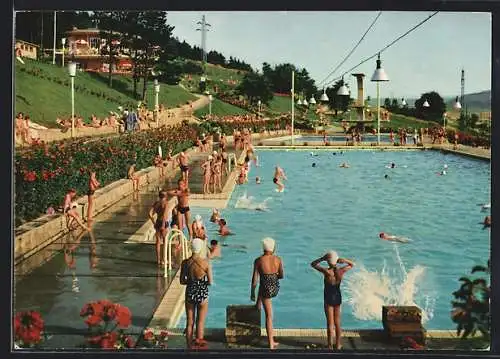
(225, 305, 261, 344)
(382, 306, 426, 345)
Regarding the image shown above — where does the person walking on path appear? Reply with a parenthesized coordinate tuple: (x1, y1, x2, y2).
(310, 251, 355, 350)
(250, 237, 284, 350)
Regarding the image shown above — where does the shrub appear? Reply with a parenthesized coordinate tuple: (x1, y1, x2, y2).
(303, 142, 308, 146)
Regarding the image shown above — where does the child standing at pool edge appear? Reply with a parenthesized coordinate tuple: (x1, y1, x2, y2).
(310, 251, 355, 350)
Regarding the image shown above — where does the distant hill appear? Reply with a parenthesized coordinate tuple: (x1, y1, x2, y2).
(366, 90, 490, 112)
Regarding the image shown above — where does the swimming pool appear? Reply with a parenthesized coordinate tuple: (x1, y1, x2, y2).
(183, 149, 490, 329)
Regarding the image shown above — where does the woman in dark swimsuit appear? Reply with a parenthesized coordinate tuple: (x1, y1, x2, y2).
(310, 251, 355, 350)
(251, 237, 284, 350)
(221, 149, 229, 176)
(180, 238, 213, 349)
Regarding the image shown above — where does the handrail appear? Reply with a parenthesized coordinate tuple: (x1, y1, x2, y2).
(228, 153, 237, 174)
(164, 229, 191, 278)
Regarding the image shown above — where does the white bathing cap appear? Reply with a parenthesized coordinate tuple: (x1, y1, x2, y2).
(327, 250, 339, 266)
(192, 238, 204, 254)
(443, 164, 448, 169)
(208, 155, 213, 160)
(195, 214, 203, 223)
(262, 237, 275, 252)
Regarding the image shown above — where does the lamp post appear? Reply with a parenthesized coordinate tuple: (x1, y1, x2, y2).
(52, 11, 57, 65)
(443, 112, 447, 132)
(291, 70, 295, 145)
(61, 38, 66, 67)
(208, 94, 213, 117)
(257, 99, 262, 117)
(154, 79, 160, 127)
(68, 62, 77, 137)
(370, 53, 390, 145)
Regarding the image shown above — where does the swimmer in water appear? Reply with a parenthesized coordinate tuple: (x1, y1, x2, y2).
(437, 170, 447, 176)
(479, 203, 491, 211)
(256, 176, 261, 184)
(384, 174, 390, 179)
(310, 152, 318, 157)
(386, 162, 396, 169)
(339, 162, 350, 168)
(483, 215, 491, 228)
(210, 239, 221, 258)
(210, 208, 221, 223)
(312, 163, 316, 167)
(218, 218, 233, 236)
(379, 232, 411, 243)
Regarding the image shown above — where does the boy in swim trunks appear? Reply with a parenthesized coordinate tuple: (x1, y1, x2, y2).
(128, 164, 140, 192)
(87, 171, 100, 223)
(273, 166, 287, 192)
(149, 190, 170, 266)
(63, 189, 89, 231)
(178, 152, 190, 184)
(167, 179, 193, 239)
(210, 240, 221, 258)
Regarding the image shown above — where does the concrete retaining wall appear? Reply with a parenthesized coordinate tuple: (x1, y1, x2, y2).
(14, 148, 195, 264)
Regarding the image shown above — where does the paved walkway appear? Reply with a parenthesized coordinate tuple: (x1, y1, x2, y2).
(140, 328, 489, 351)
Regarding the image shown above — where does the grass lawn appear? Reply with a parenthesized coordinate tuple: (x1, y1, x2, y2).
(180, 62, 247, 93)
(194, 98, 250, 118)
(15, 58, 195, 128)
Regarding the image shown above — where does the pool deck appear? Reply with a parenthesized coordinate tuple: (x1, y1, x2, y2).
(254, 142, 490, 161)
(147, 328, 489, 351)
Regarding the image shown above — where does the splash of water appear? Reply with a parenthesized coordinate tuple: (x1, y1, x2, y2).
(235, 192, 271, 211)
(344, 246, 435, 323)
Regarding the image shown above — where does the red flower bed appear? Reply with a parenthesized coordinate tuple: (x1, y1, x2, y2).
(14, 311, 45, 348)
(446, 129, 490, 148)
(15, 123, 199, 226)
(80, 299, 135, 349)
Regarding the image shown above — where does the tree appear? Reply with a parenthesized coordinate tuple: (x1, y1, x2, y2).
(451, 259, 490, 339)
(384, 98, 391, 109)
(236, 72, 273, 105)
(414, 91, 446, 122)
(391, 98, 398, 109)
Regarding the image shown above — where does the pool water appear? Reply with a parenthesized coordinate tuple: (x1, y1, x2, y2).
(183, 149, 490, 330)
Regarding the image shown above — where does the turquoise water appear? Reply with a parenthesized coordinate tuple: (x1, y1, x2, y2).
(183, 149, 490, 330)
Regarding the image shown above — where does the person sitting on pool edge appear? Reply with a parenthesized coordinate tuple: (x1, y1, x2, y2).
(218, 218, 233, 236)
(209, 240, 221, 258)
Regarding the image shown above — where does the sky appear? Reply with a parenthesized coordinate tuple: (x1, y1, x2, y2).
(166, 11, 491, 99)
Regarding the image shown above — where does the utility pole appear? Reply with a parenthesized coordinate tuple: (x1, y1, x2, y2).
(196, 15, 211, 72)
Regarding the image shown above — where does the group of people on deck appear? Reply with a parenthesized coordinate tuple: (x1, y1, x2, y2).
(180, 234, 355, 351)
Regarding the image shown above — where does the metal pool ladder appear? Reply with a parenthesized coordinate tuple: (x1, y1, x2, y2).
(164, 229, 191, 277)
(227, 152, 237, 173)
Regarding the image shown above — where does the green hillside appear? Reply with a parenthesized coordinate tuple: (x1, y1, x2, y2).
(180, 61, 247, 93)
(15, 58, 196, 128)
(194, 98, 250, 118)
